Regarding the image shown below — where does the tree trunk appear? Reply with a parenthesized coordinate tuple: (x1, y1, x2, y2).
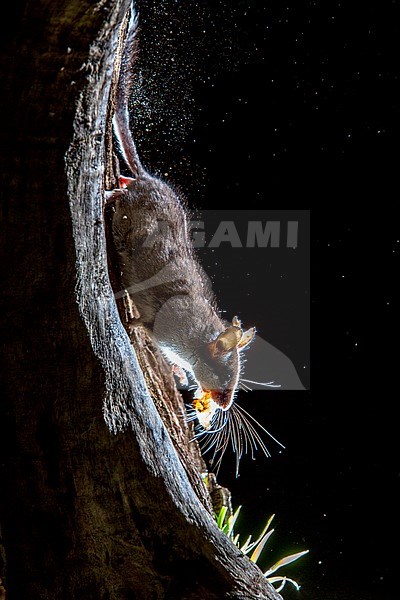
(0, 1, 281, 598)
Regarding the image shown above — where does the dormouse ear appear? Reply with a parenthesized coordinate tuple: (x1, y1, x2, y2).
(237, 327, 256, 351)
(209, 326, 243, 357)
(232, 316, 242, 328)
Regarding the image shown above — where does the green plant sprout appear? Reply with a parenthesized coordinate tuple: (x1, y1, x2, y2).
(216, 506, 309, 594)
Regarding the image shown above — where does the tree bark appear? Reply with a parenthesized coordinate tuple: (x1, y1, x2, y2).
(0, 1, 281, 598)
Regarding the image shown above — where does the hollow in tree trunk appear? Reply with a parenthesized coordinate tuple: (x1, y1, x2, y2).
(0, 2, 282, 598)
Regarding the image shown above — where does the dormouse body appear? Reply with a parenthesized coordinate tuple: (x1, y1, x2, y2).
(107, 5, 255, 430)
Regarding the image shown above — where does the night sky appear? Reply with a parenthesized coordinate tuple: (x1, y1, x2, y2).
(132, 1, 399, 598)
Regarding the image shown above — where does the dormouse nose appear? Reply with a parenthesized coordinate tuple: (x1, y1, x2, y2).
(211, 389, 234, 411)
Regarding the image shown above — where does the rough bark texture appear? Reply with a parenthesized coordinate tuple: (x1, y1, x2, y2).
(0, 1, 282, 599)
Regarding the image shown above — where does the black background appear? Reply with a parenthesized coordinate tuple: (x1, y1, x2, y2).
(134, 1, 399, 598)
(196, 209, 310, 392)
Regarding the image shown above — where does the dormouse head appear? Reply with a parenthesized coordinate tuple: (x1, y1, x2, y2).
(192, 317, 256, 429)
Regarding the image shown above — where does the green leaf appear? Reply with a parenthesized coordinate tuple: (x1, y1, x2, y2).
(260, 514, 276, 539)
(221, 523, 230, 535)
(264, 550, 309, 577)
(267, 576, 301, 592)
(241, 515, 275, 556)
(250, 528, 275, 563)
(240, 534, 253, 554)
(226, 505, 242, 538)
(216, 506, 228, 530)
(244, 514, 275, 555)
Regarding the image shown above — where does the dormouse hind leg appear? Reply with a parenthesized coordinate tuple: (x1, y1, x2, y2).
(104, 176, 136, 204)
(105, 189, 124, 204)
(119, 176, 135, 188)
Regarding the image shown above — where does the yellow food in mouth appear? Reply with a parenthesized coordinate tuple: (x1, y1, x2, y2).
(192, 391, 219, 431)
(192, 391, 213, 414)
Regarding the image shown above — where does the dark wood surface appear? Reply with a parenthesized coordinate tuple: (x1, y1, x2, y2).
(0, 1, 282, 598)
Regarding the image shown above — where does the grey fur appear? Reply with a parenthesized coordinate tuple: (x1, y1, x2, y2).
(110, 15, 243, 406)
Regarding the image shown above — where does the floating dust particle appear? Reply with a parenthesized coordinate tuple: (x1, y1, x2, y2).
(130, 0, 256, 193)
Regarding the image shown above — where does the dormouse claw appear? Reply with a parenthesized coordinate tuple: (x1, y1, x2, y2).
(119, 175, 136, 188)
